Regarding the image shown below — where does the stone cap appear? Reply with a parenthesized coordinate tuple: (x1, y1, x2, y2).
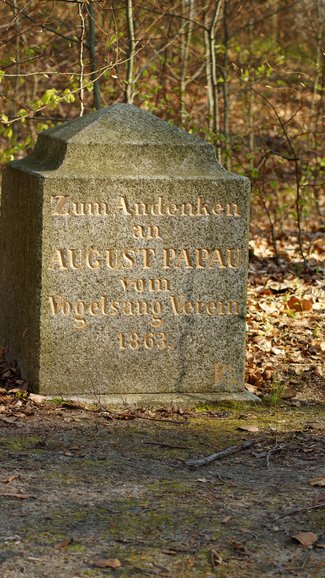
(10, 104, 229, 177)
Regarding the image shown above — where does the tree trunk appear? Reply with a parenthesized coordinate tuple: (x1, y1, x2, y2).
(87, 1, 101, 110)
(125, 0, 136, 104)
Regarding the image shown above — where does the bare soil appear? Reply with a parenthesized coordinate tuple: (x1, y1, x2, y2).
(0, 398, 324, 578)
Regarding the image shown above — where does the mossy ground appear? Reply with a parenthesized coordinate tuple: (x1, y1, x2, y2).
(0, 399, 324, 577)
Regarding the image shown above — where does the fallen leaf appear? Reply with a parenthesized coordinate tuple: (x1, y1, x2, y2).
(309, 477, 325, 487)
(3, 475, 18, 484)
(281, 388, 297, 400)
(93, 558, 122, 569)
(0, 493, 34, 499)
(239, 527, 253, 534)
(259, 301, 277, 313)
(315, 542, 325, 550)
(54, 538, 73, 549)
(29, 394, 47, 404)
(245, 383, 259, 394)
(301, 299, 313, 311)
(287, 296, 302, 311)
(292, 532, 318, 547)
(272, 346, 285, 355)
(259, 288, 273, 296)
(237, 425, 259, 433)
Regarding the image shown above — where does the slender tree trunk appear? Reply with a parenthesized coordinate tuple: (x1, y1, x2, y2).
(78, 1, 86, 116)
(307, 0, 324, 220)
(248, 17, 255, 168)
(204, 0, 223, 162)
(125, 0, 136, 104)
(87, 1, 101, 110)
(180, 0, 195, 126)
(156, 16, 173, 108)
(204, 11, 213, 132)
(11, 0, 20, 133)
(222, 0, 230, 168)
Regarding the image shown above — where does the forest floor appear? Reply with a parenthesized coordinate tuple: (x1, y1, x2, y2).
(0, 399, 324, 578)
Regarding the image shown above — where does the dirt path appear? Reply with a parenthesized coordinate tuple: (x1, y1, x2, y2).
(0, 399, 324, 577)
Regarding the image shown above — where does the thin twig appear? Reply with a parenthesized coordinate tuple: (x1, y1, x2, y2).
(78, 1, 86, 117)
(274, 503, 325, 521)
(186, 438, 261, 468)
(144, 441, 189, 450)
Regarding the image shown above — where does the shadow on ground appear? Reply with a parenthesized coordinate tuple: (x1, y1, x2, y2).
(0, 400, 324, 577)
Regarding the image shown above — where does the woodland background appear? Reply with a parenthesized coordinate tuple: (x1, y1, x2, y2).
(0, 0, 324, 399)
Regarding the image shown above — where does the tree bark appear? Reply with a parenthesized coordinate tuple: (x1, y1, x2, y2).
(125, 0, 136, 104)
(87, 1, 101, 110)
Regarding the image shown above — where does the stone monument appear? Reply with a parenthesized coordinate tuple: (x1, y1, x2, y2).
(0, 104, 258, 404)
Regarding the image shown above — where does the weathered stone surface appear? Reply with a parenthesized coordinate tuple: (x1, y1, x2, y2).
(0, 104, 258, 403)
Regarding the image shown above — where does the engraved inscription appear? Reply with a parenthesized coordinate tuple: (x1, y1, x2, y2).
(118, 332, 172, 351)
(49, 295, 164, 329)
(49, 248, 156, 271)
(162, 248, 241, 269)
(170, 296, 239, 316)
(51, 195, 241, 219)
(52, 196, 109, 216)
(133, 225, 161, 239)
(49, 193, 245, 355)
(49, 295, 240, 329)
(116, 196, 241, 218)
(120, 278, 171, 293)
(48, 247, 242, 271)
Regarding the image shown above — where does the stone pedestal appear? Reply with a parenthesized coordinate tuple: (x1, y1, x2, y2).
(0, 104, 258, 404)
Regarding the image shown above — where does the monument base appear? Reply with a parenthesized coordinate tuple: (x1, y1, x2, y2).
(45, 391, 261, 408)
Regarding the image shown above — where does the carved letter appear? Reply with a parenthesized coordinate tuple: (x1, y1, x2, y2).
(49, 249, 67, 271)
(226, 203, 241, 217)
(227, 248, 241, 269)
(134, 201, 149, 216)
(212, 203, 224, 216)
(122, 249, 136, 269)
(67, 249, 83, 270)
(208, 249, 226, 269)
(227, 301, 239, 315)
(195, 248, 209, 268)
(196, 197, 209, 216)
(106, 250, 119, 270)
(52, 196, 69, 216)
(49, 295, 63, 315)
(163, 248, 176, 269)
(133, 225, 144, 239)
(149, 278, 170, 292)
(169, 295, 185, 315)
(72, 202, 85, 216)
(116, 197, 132, 216)
(176, 249, 192, 269)
(86, 248, 100, 270)
(140, 248, 155, 269)
(151, 197, 163, 216)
